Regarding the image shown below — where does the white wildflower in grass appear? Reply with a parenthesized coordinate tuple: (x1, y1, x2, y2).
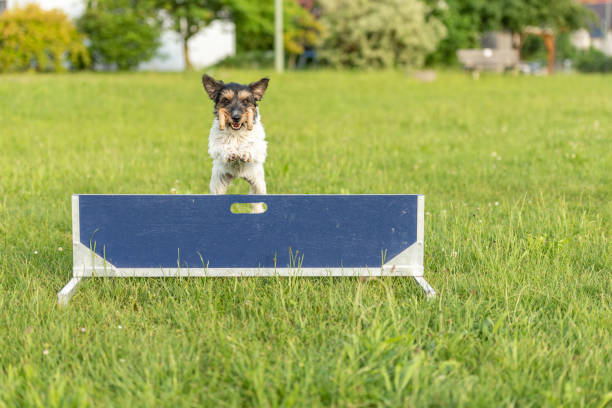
(495, 202, 499, 206)
(43, 349, 49, 355)
(170, 188, 177, 194)
(34, 250, 38, 255)
(491, 151, 497, 157)
(58, 247, 63, 252)
(80, 327, 86, 333)
(118, 325, 123, 329)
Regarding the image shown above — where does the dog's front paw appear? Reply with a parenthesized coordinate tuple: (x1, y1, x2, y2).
(239, 152, 253, 163)
(225, 152, 240, 162)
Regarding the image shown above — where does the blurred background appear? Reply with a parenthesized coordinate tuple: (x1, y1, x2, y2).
(0, 0, 611, 75)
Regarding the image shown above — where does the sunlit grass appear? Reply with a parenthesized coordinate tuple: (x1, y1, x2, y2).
(0, 70, 610, 407)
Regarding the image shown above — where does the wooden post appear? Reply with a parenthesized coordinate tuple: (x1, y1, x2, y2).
(523, 27, 556, 75)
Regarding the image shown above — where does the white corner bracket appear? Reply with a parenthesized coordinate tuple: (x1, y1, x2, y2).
(381, 195, 435, 299)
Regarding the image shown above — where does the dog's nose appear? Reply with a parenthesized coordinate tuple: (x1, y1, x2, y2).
(231, 114, 242, 122)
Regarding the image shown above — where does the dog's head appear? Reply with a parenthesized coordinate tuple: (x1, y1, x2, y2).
(202, 74, 269, 131)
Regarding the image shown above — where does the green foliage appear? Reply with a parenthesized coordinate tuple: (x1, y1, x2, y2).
(78, 0, 162, 71)
(156, 0, 224, 69)
(497, 0, 593, 33)
(424, 0, 595, 66)
(319, 0, 446, 69)
(0, 4, 89, 72)
(424, 0, 491, 66)
(284, 9, 325, 58)
(214, 51, 275, 69)
(223, 0, 324, 57)
(157, 0, 219, 41)
(518, 32, 577, 62)
(575, 48, 612, 73)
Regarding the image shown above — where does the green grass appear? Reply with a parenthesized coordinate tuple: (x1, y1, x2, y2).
(0, 70, 610, 407)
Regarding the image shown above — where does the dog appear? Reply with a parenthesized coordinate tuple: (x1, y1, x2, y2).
(202, 74, 269, 212)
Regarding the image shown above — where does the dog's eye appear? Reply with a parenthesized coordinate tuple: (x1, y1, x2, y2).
(241, 99, 249, 105)
(221, 98, 229, 104)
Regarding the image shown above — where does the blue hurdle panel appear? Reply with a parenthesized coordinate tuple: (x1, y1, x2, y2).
(59, 194, 433, 304)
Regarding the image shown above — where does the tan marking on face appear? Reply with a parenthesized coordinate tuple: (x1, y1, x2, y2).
(238, 90, 252, 101)
(218, 108, 229, 130)
(219, 89, 235, 102)
(247, 108, 254, 130)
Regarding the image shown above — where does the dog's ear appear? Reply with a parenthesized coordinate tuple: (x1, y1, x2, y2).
(249, 77, 269, 101)
(202, 74, 223, 100)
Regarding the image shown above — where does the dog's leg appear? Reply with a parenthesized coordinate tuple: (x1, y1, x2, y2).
(246, 165, 266, 213)
(210, 167, 233, 195)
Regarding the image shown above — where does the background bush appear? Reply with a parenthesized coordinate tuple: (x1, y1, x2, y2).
(0, 4, 89, 72)
(78, 0, 161, 71)
(424, 0, 485, 66)
(319, 0, 446, 69)
(214, 51, 275, 69)
(575, 47, 612, 73)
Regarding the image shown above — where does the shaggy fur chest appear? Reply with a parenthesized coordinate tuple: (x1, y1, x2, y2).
(207, 113, 267, 174)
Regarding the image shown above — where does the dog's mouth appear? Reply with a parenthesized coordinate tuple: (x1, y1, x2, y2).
(230, 122, 243, 130)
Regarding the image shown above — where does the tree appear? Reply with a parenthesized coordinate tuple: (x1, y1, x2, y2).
(283, 8, 325, 68)
(424, 0, 594, 66)
(319, 0, 446, 69)
(156, 0, 224, 70)
(424, 0, 494, 65)
(0, 4, 89, 72)
(497, 0, 592, 33)
(78, 0, 162, 70)
(221, 0, 324, 65)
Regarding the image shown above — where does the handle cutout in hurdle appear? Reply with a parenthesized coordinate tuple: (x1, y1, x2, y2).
(230, 202, 268, 214)
(58, 194, 434, 305)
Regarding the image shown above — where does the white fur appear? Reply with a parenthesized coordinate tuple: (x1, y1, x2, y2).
(208, 108, 267, 211)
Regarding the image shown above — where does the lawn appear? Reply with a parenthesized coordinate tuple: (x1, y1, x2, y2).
(0, 70, 610, 407)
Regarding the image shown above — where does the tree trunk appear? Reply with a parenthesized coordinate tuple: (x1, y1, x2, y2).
(183, 37, 193, 71)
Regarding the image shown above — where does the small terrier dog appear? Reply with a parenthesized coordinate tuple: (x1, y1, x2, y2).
(202, 74, 269, 212)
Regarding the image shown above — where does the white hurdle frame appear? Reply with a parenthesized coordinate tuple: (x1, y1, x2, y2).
(59, 195, 435, 305)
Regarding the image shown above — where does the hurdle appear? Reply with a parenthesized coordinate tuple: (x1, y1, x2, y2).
(58, 194, 435, 305)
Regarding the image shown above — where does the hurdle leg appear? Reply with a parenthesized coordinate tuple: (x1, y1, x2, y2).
(413, 276, 436, 299)
(58, 277, 85, 306)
